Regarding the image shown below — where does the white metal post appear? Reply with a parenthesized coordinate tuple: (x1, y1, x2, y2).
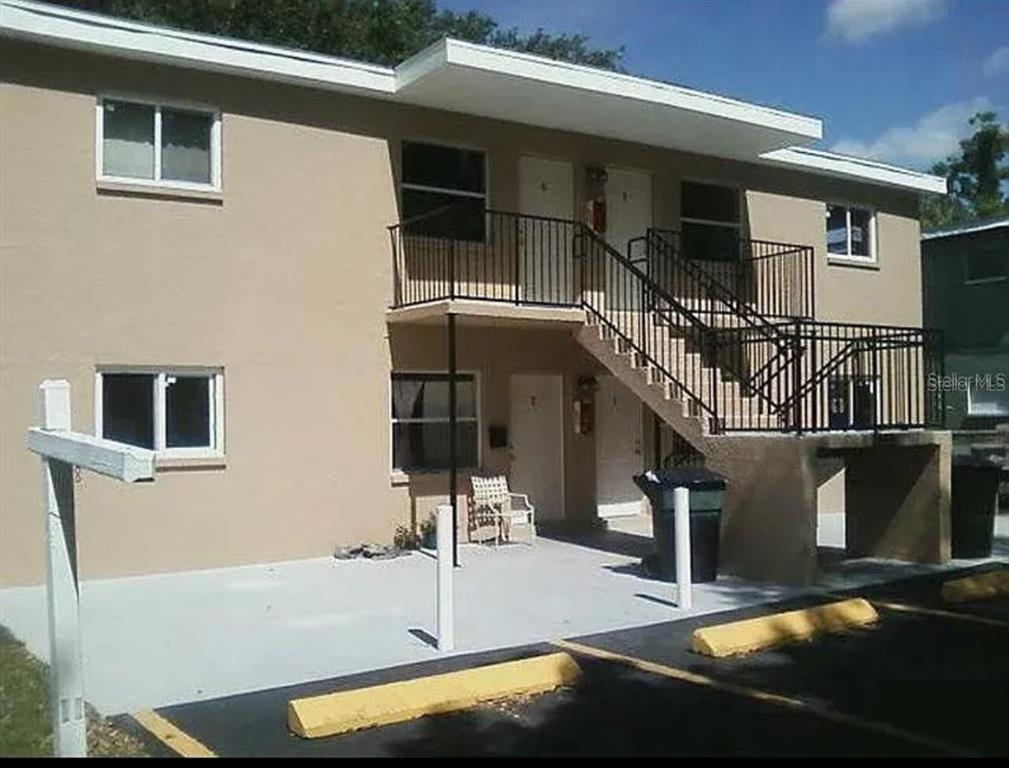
(436, 503, 454, 651)
(673, 486, 692, 610)
(39, 380, 87, 758)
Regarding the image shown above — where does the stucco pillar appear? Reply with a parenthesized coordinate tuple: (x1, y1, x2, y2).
(843, 435, 952, 563)
(705, 435, 818, 585)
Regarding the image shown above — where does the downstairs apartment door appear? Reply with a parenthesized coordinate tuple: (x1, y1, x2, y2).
(596, 374, 644, 519)
(509, 374, 565, 521)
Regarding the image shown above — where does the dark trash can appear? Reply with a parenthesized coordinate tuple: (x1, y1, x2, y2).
(633, 467, 727, 583)
(951, 455, 1000, 558)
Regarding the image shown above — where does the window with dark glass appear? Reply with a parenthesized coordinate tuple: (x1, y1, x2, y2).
(102, 373, 156, 449)
(391, 373, 478, 471)
(401, 142, 486, 241)
(161, 108, 213, 184)
(165, 375, 212, 448)
(965, 246, 1006, 284)
(100, 369, 220, 454)
(680, 181, 740, 262)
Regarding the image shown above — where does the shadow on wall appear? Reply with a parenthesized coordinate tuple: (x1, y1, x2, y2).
(844, 445, 950, 564)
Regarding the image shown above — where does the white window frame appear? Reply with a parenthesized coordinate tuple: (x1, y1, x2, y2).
(826, 203, 877, 263)
(95, 367, 225, 459)
(390, 370, 481, 474)
(96, 94, 222, 192)
(966, 378, 1009, 416)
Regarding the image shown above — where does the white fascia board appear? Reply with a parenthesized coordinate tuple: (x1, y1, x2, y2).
(760, 147, 948, 195)
(397, 39, 822, 142)
(395, 38, 450, 91)
(922, 219, 1009, 240)
(27, 428, 155, 483)
(0, 0, 396, 96)
(4, 2, 823, 148)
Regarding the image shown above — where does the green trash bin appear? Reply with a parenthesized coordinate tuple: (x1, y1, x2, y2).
(633, 467, 727, 583)
(951, 455, 1000, 558)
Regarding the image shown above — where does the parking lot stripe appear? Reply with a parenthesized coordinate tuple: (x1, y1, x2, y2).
(868, 599, 1009, 628)
(553, 639, 974, 757)
(133, 709, 217, 758)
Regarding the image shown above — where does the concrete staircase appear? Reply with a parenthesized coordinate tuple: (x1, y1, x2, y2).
(574, 313, 783, 453)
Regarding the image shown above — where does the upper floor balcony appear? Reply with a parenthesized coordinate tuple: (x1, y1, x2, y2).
(387, 204, 816, 323)
(387, 204, 945, 435)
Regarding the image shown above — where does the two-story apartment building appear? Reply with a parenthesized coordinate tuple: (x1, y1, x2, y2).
(1, 0, 952, 588)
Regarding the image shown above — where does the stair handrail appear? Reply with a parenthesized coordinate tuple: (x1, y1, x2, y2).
(776, 324, 930, 415)
(642, 228, 792, 348)
(575, 224, 793, 429)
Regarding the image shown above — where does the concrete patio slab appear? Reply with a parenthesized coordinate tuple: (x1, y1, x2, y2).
(2, 518, 1006, 715)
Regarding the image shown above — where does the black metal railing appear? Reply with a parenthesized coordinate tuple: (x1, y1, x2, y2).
(645, 228, 815, 320)
(706, 320, 945, 432)
(389, 204, 582, 308)
(388, 205, 943, 434)
(579, 224, 739, 432)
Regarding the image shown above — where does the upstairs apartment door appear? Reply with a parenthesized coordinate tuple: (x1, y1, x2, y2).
(604, 167, 653, 310)
(519, 156, 575, 305)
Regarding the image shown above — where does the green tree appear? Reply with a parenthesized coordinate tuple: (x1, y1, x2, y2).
(52, 1, 624, 70)
(921, 111, 1009, 230)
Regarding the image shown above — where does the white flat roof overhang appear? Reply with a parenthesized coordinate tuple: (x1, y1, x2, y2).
(394, 40, 822, 160)
(759, 147, 948, 194)
(1, 1, 821, 161)
(5, 1, 951, 192)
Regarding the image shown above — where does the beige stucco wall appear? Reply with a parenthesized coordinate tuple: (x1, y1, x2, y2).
(388, 323, 601, 533)
(1, 41, 926, 585)
(745, 190, 923, 326)
(0, 46, 402, 585)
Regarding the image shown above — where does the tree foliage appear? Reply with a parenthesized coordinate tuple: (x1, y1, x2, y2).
(921, 111, 1009, 231)
(52, 0, 624, 70)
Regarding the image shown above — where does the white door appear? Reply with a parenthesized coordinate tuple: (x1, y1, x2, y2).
(518, 156, 574, 304)
(604, 167, 653, 309)
(510, 374, 564, 521)
(596, 375, 644, 519)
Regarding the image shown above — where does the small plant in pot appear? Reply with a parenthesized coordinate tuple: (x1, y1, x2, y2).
(419, 514, 437, 549)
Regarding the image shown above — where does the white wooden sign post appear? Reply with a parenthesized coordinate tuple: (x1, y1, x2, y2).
(27, 380, 155, 757)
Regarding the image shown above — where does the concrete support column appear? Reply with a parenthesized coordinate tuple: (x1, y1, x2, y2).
(705, 435, 818, 586)
(843, 436, 952, 563)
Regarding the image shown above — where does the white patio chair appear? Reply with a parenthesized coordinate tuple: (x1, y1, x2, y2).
(469, 474, 536, 546)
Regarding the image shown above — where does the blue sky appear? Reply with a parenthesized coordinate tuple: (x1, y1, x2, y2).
(437, 0, 1009, 171)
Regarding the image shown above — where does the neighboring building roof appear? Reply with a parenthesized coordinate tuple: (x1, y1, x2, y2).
(922, 218, 1009, 241)
(0, 0, 945, 195)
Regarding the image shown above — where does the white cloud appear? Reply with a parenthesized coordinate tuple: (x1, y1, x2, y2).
(983, 46, 1009, 78)
(830, 97, 993, 168)
(825, 0, 947, 44)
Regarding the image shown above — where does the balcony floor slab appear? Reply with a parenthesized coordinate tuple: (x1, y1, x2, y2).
(386, 299, 587, 328)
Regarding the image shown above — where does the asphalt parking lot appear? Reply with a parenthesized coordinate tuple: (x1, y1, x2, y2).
(122, 563, 1009, 757)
